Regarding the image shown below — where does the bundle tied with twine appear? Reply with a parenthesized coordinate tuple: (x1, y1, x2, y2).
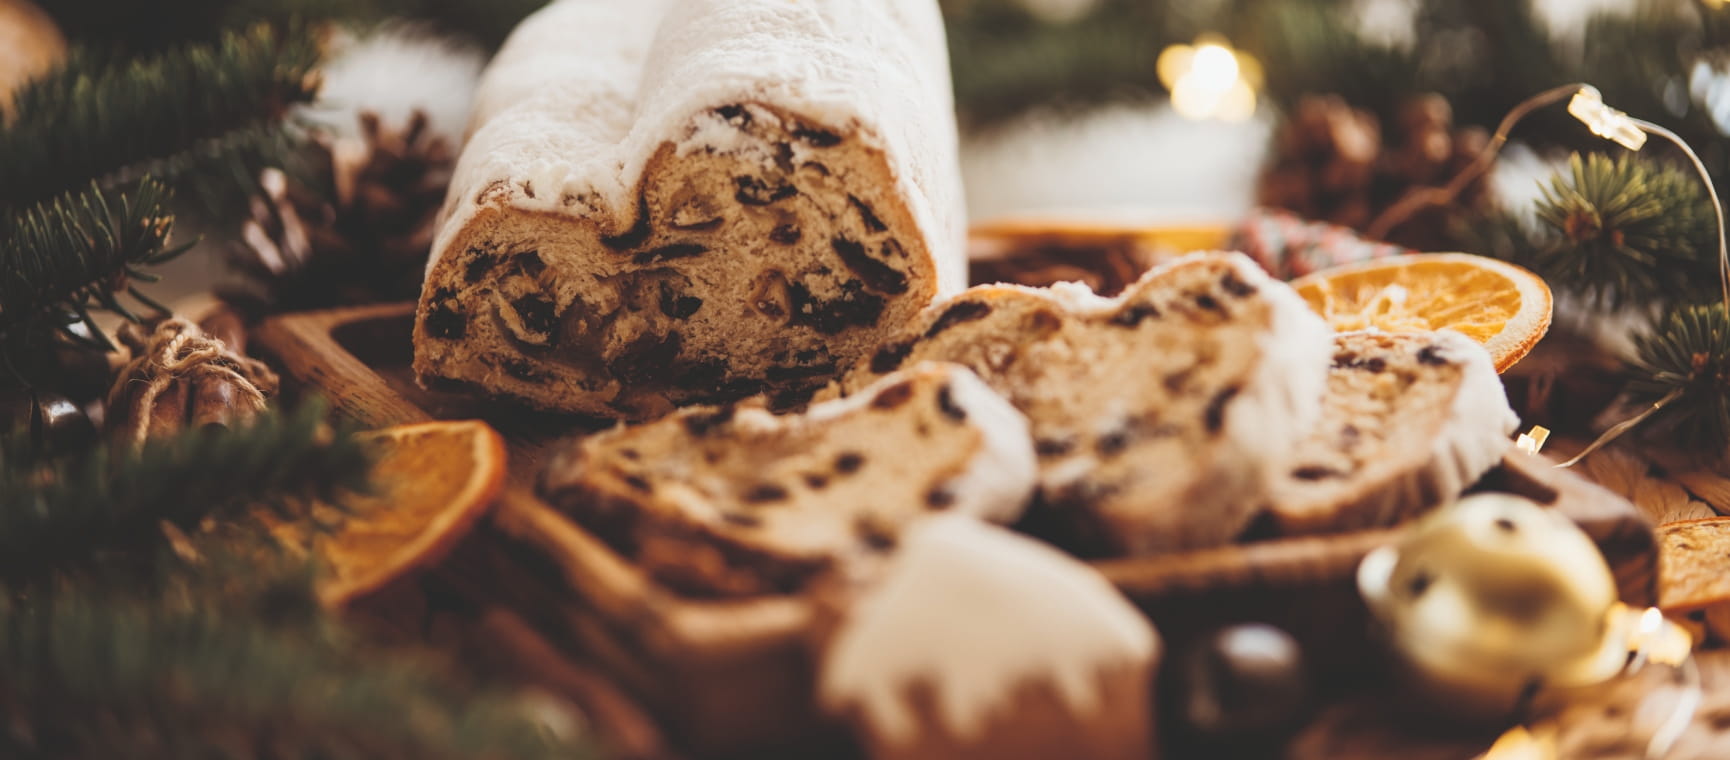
(106, 316, 279, 448)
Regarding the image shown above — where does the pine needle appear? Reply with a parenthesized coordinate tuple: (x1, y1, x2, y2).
(0, 587, 590, 759)
(1523, 153, 1717, 310)
(0, 179, 185, 361)
(0, 400, 373, 583)
(1627, 303, 1730, 453)
(0, 23, 321, 213)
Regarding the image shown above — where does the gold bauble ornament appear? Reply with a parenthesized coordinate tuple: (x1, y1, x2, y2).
(1358, 493, 1633, 720)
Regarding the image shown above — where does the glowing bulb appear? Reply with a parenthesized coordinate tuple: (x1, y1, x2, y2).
(1639, 606, 1664, 635)
(1515, 425, 1550, 455)
(1160, 37, 1259, 122)
(1568, 88, 1647, 151)
(1188, 44, 1239, 91)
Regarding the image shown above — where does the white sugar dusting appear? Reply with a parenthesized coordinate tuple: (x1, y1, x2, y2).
(429, 0, 965, 291)
(820, 515, 1157, 744)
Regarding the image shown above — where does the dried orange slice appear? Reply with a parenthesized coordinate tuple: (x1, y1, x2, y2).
(1288, 253, 1552, 372)
(311, 419, 506, 607)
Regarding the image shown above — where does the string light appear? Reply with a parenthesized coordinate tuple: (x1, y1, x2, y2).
(1566, 88, 1647, 151)
(1553, 85, 1729, 468)
(1373, 83, 1727, 467)
(1515, 425, 1550, 455)
(1156, 36, 1260, 122)
(1481, 604, 1699, 760)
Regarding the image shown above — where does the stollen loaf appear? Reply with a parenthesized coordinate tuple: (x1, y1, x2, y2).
(414, 0, 966, 419)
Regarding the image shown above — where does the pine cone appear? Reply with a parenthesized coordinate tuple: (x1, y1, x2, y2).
(1258, 93, 1490, 249)
(106, 317, 280, 448)
(226, 108, 454, 314)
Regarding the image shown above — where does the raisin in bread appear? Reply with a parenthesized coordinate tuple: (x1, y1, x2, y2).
(819, 514, 1158, 760)
(1264, 330, 1518, 535)
(538, 363, 1035, 597)
(834, 251, 1333, 555)
(414, 0, 965, 420)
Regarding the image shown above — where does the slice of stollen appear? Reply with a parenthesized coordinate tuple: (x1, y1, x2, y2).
(834, 251, 1334, 555)
(1263, 330, 1518, 536)
(413, 0, 965, 420)
(538, 362, 1036, 597)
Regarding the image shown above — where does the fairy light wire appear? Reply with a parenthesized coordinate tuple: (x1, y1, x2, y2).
(1644, 654, 1702, 760)
(1366, 84, 1584, 240)
(1625, 116, 1730, 316)
(1550, 99, 1729, 467)
(1429, 85, 1728, 468)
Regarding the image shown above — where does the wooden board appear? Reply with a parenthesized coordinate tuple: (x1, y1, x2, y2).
(252, 302, 1660, 757)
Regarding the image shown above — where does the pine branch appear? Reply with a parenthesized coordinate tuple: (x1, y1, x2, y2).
(0, 23, 322, 214)
(0, 180, 186, 367)
(1243, 0, 1418, 123)
(0, 587, 591, 759)
(1627, 303, 1730, 452)
(0, 400, 372, 583)
(1516, 153, 1718, 309)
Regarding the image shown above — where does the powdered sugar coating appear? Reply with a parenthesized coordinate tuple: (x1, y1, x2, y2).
(428, 0, 965, 292)
(938, 368, 1042, 524)
(1424, 329, 1519, 490)
(820, 515, 1158, 744)
(1228, 253, 1334, 490)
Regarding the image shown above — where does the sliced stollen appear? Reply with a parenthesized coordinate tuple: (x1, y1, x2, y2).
(1263, 330, 1519, 536)
(413, 0, 965, 420)
(833, 251, 1333, 555)
(537, 363, 1036, 597)
(819, 514, 1159, 760)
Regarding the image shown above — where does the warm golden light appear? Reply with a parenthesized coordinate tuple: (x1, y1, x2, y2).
(1158, 36, 1260, 122)
(1568, 87, 1647, 151)
(1479, 725, 1556, 760)
(1626, 606, 1693, 667)
(1515, 425, 1549, 455)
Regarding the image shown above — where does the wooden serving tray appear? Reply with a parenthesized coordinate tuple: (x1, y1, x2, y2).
(252, 302, 1658, 757)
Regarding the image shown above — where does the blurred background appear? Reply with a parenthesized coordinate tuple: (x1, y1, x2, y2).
(9, 0, 1725, 306)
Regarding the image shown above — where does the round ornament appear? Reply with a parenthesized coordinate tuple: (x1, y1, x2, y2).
(1358, 493, 1632, 720)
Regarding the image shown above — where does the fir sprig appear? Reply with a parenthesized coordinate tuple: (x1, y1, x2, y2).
(0, 400, 372, 583)
(0, 588, 590, 759)
(1627, 303, 1730, 453)
(0, 180, 186, 363)
(0, 23, 322, 213)
(1522, 152, 1718, 309)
